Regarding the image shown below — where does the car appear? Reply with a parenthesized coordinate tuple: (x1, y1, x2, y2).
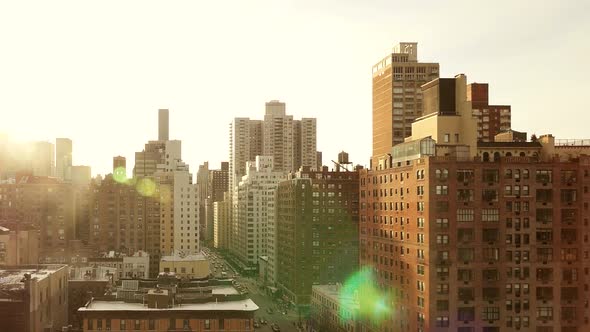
(259, 318, 267, 325)
(271, 323, 280, 332)
(253, 322, 260, 328)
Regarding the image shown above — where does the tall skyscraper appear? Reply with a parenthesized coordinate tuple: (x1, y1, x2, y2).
(31, 141, 55, 177)
(372, 42, 439, 159)
(158, 108, 169, 141)
(132, 109, 199, 259)
(56, 138, 72, 181)
(360, 73, 590, 332)
(263, 100, 294, 172)
(233, 156, 286, 278)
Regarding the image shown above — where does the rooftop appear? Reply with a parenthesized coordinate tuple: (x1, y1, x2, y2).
(161, 252, 207, 262)
(79, 298, 258, 312)
(0, 265, 65, 291)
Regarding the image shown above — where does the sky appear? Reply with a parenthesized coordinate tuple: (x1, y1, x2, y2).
(1, 0, 589, 176)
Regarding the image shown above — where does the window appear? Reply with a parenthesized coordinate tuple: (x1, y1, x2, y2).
(134, 320, 140, 330)
(482, 209, 499, 222)
(219, 319, 225, 330)
(436, 218, 449, 228)
(536, 307, 553, 320)
(97, 319, 103, 330)
(120, 320, 126, 330)
(482, 307, 500, 321)
(204, 319, 211, 330)
(457, 189, 474, 201)
(183, 319, 190, 330)
(444, 134, 450, 143)
(458, 248, 475, 262)
(148, 319, 155, 330)
(169, 319, 175, 329)
(88, 319, 93, 330)
(106, 319, 111, 330)
(458, 209, 474, 222)
(436, 316, 449, 327)
(436, 185, 448, 195)
(458, 307, 475, 321)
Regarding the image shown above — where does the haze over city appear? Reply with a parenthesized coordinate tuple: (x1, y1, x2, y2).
(1, 0, 589, 176)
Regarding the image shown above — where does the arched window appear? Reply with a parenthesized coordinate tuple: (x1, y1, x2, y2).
(483, 152, 490, 162)
(506, 152, 512, 157)
(493, 152, 501, 162)
(519, 152, 526, 157)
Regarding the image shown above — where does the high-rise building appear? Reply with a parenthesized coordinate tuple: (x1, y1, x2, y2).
(0, 174, 75, 263)
(71, 165, 92, 186)
(158, 108, 169, 141)
(467, 82, 512, 142)
(360, 73, 590, 332)
(372, 42, 439, 159)
(213, 192, 231, 250)
(31, 141, 55, 177)
(196, 162, 210, 241)
(263, 100, 294, 172)
(113, 155, 126, 173)
(233, 156, 286, 278)
(56, 137, 72, 181)
(88, 174, 161, 276)
(276, 165, 360, 305)
(210, 162, 230, 203)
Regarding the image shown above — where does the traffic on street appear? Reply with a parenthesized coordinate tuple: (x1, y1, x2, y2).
(202, 247, 305, 332)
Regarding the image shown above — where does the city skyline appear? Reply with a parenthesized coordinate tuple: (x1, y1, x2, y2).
(1, 0, 589, 176)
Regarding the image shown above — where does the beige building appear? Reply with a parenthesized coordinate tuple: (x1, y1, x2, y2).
(0, 224, 39, 265)
(160, 252, 210, 279)
(234, 156, 286, 282)
(0, 264, 69, 332)
(56, 137, 72, 181)
(213, 192, 230, 249)
(372, 42, 439, 159)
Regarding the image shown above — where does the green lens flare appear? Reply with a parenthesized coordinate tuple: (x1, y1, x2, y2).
(113, 166, 127, 183)
(339, 267, 391, 324)
(136, 178, 156, 197)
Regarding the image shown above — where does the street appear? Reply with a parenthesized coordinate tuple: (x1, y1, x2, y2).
(203, 247, 303, 332)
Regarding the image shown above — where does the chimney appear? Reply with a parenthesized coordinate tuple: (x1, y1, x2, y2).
(159, 109, 169, 141)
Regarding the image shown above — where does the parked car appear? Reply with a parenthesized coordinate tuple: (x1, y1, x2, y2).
(271, 323, 280, 332)
(253, 321, 260, 328)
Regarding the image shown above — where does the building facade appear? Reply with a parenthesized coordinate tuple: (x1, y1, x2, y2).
(276, 166, 360, 305)
(233, 156, 286, 279)
(467, 82, 512, 142)
(360, 73, 590, 332)
(0, 224, 39, 265)
(372, 42, 439, 158)
(0, 265, 69, 332)
(56, 138, 72, 181)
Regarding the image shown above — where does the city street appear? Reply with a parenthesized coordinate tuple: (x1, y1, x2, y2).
(204, 247, 303, 332)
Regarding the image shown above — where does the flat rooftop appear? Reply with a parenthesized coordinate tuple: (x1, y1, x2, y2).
(80, 298, 258, 312)
(161, 252, 207, 262)
(0, 266, 64, 291)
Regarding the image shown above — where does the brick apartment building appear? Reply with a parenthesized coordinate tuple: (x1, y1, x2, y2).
(360, 73, 590, 332)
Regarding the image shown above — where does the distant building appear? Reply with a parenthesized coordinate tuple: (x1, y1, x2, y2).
(87, 251, 150, 280)
(31, 141, 55, 177)
(310, 284, 360, 332)
(234, 156, 286, 280)
(71, 165, 92, 186)
(0, 265, 69, 332)
(0, 174, 75, 263)
(88, 175, 160, 276)
(56, 138, 72, 181)
(213, 192, 231, 250)
(78, 275, 258, 332)
(372, 42, 439, 158)
(467, 82, 512, 142)
(0, 224, 39, 265)
(276, 165, 360, 305)
(160, 252, 210, 279)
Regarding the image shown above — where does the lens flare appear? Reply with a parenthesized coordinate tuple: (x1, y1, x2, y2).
(113, 166, 127, 183)
(339, 267, 391, 324)
(136, 178, 156, 197)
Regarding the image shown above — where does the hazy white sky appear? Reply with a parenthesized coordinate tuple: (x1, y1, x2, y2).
(1, 0, 589, 176)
